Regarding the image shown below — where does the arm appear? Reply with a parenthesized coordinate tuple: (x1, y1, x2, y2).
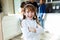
(42, 5, 46, 19)
(42, 13, 46, 19)
(36, 24, 44, 35)
(21, 20, 36, 37)
(28, 27, 36, 33)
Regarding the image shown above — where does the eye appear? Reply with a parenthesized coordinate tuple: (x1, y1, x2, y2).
(26, 11, 30, 14)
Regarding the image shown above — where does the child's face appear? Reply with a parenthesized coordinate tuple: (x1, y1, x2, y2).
(25, 8, 35, 19)
(40, 0, 43, 4)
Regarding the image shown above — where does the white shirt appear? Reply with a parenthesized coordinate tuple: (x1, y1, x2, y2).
(21, 18, 44, 40)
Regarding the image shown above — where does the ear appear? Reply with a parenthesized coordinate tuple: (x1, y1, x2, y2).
(34, 16, 36, 18)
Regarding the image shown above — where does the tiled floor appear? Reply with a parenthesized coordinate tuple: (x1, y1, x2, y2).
(9, 33, 23, 40)
(9, 32, 52, 40)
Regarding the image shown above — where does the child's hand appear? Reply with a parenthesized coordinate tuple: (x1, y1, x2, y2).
(28, 27, 36, 33)
(32, 28, 36, 33)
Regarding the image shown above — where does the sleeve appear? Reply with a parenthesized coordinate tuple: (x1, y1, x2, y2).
(36, 24, 44, 35)
(42, 13, 46, 19)
(21, 20, 36, 38)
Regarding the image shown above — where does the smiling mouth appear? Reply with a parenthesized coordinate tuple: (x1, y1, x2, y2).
(28, 16, 33, 18)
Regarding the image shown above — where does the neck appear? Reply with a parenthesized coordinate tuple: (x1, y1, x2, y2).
(27, 17, 33, 20)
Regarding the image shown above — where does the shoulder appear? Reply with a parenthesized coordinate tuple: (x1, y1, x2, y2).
(42, 4, 46, 7)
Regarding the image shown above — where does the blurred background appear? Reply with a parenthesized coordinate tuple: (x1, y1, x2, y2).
(0, 0, 60, 40)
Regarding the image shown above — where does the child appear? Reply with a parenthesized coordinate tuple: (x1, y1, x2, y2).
(21, 4, 44, 40)
(19, 2, 26, 20)
(37, 0, 46, 28)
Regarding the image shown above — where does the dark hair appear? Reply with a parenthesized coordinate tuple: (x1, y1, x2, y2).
(23, 4, 40, 25)
(42, 0, 46, 4)
(20, 2, 26, 8)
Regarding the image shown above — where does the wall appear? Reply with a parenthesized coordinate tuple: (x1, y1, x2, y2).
(0, 0, 15, 40)
(2, 0, 14, 14)
(14, 0, 28, 14)
(14, 0, 21, 14)
(0, 13, 3, 40)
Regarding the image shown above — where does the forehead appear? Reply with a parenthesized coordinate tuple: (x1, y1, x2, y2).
(25, 7, 35, 12)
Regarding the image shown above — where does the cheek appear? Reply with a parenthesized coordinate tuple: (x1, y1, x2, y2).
(32, 13, 35, 16)
(28, 13, 33, 16)
(24, 12, 28, 17)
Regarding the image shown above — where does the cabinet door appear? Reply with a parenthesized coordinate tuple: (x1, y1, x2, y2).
(52, 0, 60, 1)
